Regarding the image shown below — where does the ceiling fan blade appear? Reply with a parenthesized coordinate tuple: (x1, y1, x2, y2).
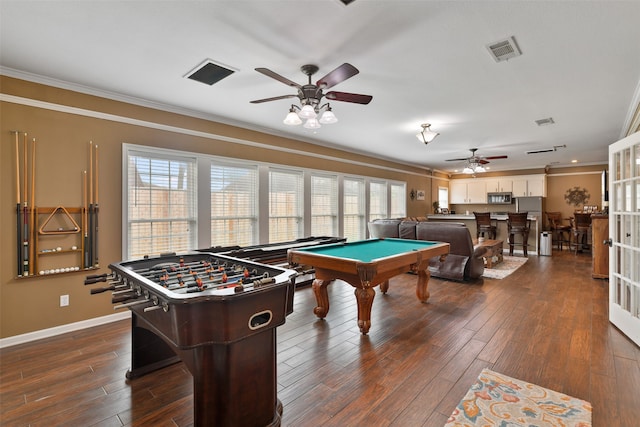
(484, 155, 508, 160)
(317, 63, 359, 89)
(478, 159, 490, 165)
(445, 157, 469, 162)
(255, 68, 301, 89)
(325, 91, 372, 104)
(250, 94, 297, 104)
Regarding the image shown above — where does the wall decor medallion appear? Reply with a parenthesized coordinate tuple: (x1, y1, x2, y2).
(564, 186, 590, 207)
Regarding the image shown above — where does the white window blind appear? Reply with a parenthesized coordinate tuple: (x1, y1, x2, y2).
(311, 173, 338, 236)
(343, 177, 365, 241)
(439, 186, 449, 210)
(126, 150, 197, 258)
(369, 181, 388, 221)
(390, 182, 406, 218)
(210, 162, 258, 247)
(269, 168, 303, 243)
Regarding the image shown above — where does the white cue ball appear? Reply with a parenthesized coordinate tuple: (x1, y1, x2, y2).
(71, 245, 78, 250)
(56, 247, 62, 252)
(39, 270, 44, 275)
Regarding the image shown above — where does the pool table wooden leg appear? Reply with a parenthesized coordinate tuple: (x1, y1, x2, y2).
(380, 280, 389, 293)
(415, 268, 431, 302)
(354, 286, 375, 335)
(312, 279, 331, 319)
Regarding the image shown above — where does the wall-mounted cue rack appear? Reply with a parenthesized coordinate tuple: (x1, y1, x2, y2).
(13, 131, 99, 278)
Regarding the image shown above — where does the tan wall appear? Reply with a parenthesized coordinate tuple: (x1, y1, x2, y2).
(1, 76, 433, 338)
(546, 168, 605, 222)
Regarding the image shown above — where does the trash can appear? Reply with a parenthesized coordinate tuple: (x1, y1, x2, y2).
(540, 231, 552, 256)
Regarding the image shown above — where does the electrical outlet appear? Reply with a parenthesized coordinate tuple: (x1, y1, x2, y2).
(60, 295, 69, 307)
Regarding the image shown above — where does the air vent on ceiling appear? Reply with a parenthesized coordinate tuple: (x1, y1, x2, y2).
(486, 36, 522, 62)
(535, 117, 555, 126)
(526, 144, 567, 155)
(185, 60, 236, 86)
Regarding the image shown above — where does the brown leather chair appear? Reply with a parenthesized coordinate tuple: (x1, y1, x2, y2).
(507, 212, 531, 256)
(571, 213, 592, 254)
(546, 211, 571, 250)
(473, 212, 497, 240)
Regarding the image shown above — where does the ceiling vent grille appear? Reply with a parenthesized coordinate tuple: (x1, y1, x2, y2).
(185, 59, 236, 86)
(486, 36, 522, 62)
(526, 144, 567, 155)
(535, 117, 555, 126)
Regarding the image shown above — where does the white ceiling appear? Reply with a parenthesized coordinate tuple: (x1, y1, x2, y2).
(2, 0, 640, 173)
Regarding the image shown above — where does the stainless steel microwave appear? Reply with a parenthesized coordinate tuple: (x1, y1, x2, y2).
(487, 192, 513, 204)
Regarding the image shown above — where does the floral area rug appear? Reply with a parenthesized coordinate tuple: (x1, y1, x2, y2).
(445, 368, 592, 426)
(482, 255, 528, 280)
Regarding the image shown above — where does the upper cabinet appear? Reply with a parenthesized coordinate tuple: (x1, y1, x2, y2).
(485, 178, 513, 193)
(450, 174, 546, 204)
(512, 175, 546, 197)
(450, 180, 487, 204)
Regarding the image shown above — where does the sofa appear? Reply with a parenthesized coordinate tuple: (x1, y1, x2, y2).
(368, 219, 487, 281)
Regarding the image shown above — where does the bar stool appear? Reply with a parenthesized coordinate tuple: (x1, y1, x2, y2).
(546, 211, 571, 250)
(473, 212, 497, 240)
(571, 213, 592, 254)
(507, 212, 531, 256)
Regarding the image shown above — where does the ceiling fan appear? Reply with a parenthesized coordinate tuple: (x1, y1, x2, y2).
(250, 63, 373, 128)
(446, 148, 508, 173)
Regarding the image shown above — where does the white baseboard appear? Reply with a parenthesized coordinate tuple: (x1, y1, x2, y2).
(0, 311, 131, 349)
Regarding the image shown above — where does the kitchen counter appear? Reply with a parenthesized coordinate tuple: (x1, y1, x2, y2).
(427, 214, 540, 254)
(427, 214, 538, 221)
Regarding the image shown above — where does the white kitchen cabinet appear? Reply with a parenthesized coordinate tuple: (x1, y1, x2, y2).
(450, 180, 486, 204)
(512, 175, 545, 197)
(485, 178, 513, 193)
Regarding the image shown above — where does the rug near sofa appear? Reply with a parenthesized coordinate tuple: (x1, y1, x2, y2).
(445, 368, 592, 427)
(482, 256, 527, 279)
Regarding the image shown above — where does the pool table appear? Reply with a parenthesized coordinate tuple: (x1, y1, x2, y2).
(287, 238, 449, 334)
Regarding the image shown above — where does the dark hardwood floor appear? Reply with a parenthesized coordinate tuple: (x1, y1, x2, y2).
(1, 249, 639, 426)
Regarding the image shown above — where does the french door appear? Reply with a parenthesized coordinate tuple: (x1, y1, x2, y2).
(609, 130, 640, 346)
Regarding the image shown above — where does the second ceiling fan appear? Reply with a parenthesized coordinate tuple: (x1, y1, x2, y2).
(446, 148, 508, 173)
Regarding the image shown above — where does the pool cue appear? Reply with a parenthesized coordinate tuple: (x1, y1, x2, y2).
(14, 131, 23, 276)
(30, 138, 37, 274)
(88, 141, 95, 268)
(22, 132, 29, 276)
(93, 144, 99, 267)
(83, 171, 89, 269)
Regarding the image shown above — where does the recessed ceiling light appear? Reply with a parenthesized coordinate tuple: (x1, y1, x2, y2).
(571, 159, 578, 163)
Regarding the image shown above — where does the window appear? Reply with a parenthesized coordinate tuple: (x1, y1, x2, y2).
(438, 186, 449, 210)
(125, 149, 197, 259)
(210, 162, 258, 247)
(369, 181, 388, 221)
(390, 182, 407, 218)
(343, 177, 365, 241)
(269, 168, 303, 242)
(124, 145, 408, 251)
(311, 173, 338, 236)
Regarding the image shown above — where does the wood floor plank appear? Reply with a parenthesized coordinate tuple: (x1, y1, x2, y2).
(1, 250, 638, 426)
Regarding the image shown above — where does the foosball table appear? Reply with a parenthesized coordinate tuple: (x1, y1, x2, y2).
(85, 252, 297, 427)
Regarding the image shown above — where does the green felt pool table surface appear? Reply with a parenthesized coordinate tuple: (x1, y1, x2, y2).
(292, 238, 441, 263)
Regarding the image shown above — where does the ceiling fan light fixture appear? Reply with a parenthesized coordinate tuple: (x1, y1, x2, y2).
(303, 118, 321, 129)
(463, 166, 474, 174)
(319, 107, 338, 124)
(416, 123, 439, 144)
(283, 109, 302, 125)
(298, 104, 317, 119)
